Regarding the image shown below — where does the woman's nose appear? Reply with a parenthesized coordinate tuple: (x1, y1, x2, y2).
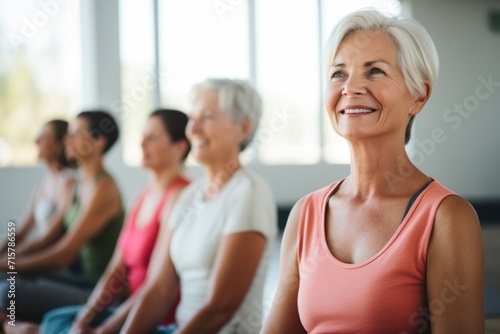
(187, 118, 201, 136)
(342, 75, 367, 96)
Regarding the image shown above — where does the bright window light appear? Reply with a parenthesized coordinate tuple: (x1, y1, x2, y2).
(0, 0, 81, 166)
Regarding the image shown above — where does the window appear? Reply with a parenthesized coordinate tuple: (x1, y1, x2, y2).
(119, 0, 156, 166)
(0, 0, 81, 166)
(119, 0, 401, 166)
(255, 0, 320, 164)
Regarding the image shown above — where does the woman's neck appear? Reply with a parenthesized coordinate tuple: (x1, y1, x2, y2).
(79, 156, 105, 181)
(150, 165, 183, 192)
(203, 159, 241, 200)
(45, 160, 62, 175)
(344, 138, 427, 199)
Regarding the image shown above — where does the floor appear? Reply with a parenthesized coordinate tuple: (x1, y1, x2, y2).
(264, 223, 500, 332)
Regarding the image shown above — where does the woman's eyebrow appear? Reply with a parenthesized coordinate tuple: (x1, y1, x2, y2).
(331, 59, 390, 68)
(364, 59, 390, 67)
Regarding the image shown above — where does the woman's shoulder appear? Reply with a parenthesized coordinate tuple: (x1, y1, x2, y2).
(435, 193, 479, 227)
(429, 180, 480, 249)
(237, 168, 273, 191)
(231, 168, 279, 208)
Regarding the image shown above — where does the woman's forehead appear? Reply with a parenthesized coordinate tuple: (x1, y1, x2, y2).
(70, 117, 89, 131)
(334, 30, 397, 63)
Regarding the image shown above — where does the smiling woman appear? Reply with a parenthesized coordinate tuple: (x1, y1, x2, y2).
(325, 30, 427, 145)
(118, 79, 277, 334)
(262, 8, 484, 334)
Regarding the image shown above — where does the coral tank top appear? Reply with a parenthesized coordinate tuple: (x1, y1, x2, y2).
(297, 179, 456, 334)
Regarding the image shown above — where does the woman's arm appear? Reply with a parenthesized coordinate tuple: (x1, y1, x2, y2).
(261, 198, 307, 334)
(175, 231, 266, 334)
(427, 195, 484, 333)
(1, 177, 121, 273)
(120, 190, 184, 333)
(0, 183, 40, 254)
(120, 227, 179, 333)
(71, 249, 128, 333)
(1, 211, 35, 255)
(7, 213, 35, 251)
(14, 178, 75, 256)
(73, 189, 150, 334)
(92, 292, 136, 334)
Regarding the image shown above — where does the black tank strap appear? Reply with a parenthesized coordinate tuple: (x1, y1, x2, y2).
(401, 178, 434, 223)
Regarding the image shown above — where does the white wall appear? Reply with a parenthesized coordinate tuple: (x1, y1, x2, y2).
(410, 0, 500, 198)
(1, 0, 500, 235)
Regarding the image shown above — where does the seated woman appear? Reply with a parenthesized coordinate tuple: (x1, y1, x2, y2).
(0, 119, 75, 255)
(0, 110, 124, 330)
(118, 78, 278, 333)
(39, 109, 191, 334)
(262, 8, 484, 334)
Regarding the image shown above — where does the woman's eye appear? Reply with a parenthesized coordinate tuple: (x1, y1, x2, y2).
(330, 71, 344, 79)
(370, 67, 385, 75)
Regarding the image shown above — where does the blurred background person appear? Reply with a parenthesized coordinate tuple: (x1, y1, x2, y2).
(0, 110, 124, 332)
(40, 109, 191, 334)
(0, 119, 75, 255)
(121, 78, 278, 333)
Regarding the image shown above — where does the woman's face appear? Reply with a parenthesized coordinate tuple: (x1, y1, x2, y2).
(141, 116, 180, 171)
(186, 90, 246, 167)
(325, 30, 424, 144)
(64, 117, 100, 161)
(35, 123, 63, 163)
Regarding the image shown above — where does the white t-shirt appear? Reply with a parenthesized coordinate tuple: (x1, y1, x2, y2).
(30, 168, 76, 241)
(169, 167, 277, 333)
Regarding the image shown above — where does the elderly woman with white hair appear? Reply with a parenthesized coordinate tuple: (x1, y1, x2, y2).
(262, 8, 484, 334)
(120, 78, 277, 334)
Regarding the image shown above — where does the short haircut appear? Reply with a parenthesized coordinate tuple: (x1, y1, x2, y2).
(326, 8, 439, 144)
(190, 78, 262, 151)
(77, 110, 119, 154)
(149, 108, 191, 161)
(47, 119, 73, 168)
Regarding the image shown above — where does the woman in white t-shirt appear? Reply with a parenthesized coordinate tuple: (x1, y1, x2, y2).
(0, 120, 75, 255)
(121, 78, 278, 334)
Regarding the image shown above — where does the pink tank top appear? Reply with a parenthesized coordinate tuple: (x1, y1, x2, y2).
(297, 179, 456, 334)
(118, 177, 189, 324)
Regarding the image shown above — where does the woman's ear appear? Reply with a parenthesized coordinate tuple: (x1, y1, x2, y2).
(238, 117, 253, 144)
(176, 140, 190, 161)
(411, 81, 432, 116)
(95, 135, 108, 153)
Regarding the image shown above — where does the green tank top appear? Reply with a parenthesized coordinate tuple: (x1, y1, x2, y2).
(63, 170, 124, 285)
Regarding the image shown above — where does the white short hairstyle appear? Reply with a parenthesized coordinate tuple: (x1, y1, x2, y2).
(326, 8, 439, 99)
(325, 8, 439, 143)
(190, 78, 262, 151)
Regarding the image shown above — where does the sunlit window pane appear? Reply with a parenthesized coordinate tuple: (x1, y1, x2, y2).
(0, 0, 81, 166)
(119, 0, 403, 166)
(159, 0, 249, 113)
(119, 0, 156, 166)
(254, 0, 320, 165)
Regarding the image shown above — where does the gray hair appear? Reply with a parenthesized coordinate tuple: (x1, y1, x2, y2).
(190, 78, 262, 151)
(326, 8, 439, 143)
